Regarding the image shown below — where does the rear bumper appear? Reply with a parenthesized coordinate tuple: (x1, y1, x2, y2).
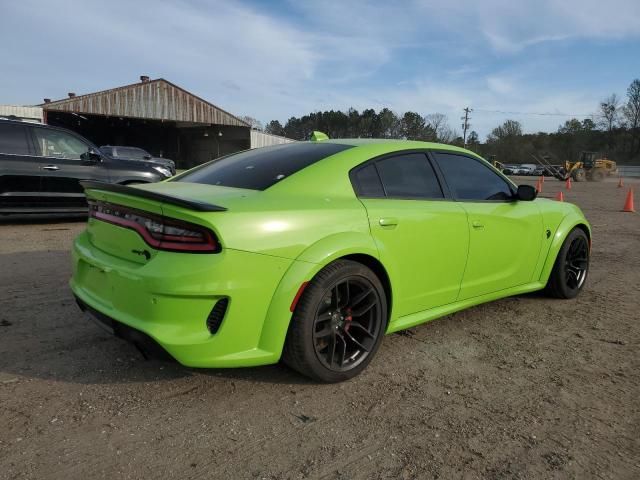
(70, 230, 294, 367)
(76, 296, 174, 360)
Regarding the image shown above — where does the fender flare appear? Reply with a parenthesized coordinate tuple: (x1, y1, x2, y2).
(256, 232, 380, 357)
(538, 212, 591, 284)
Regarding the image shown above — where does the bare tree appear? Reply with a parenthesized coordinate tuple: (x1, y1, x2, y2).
(240, 116, 264, 131)
(487, 119, 522, 141)
(623, 79, 640, 153)
(599, 94, 619, 133)
(424, 113, 454, 143)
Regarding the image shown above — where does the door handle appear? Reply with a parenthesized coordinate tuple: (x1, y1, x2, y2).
(41, 165, 60, 171)
(472, 220, 484, 229)
(379, 217, 398, 227)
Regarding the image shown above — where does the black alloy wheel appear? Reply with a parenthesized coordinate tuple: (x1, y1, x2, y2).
(282, 260, 388, 382)
(564, 235, 589, 290)
(545, 227, 590, 299)
(312, 277, 383, 372)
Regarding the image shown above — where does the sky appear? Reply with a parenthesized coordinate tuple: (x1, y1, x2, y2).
(1, 0, 639, 138)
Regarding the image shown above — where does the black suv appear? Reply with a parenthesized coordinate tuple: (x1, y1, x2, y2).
(0, 119, 172, 214)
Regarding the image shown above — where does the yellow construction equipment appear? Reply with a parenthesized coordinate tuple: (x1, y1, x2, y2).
(563, 152, 618, 182)
(532, 151, 618, 182)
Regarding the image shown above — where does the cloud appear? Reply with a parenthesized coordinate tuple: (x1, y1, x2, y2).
(486, 76, 515, 95)
(0, 0, 637, 137)
(474, 0, 640, 53)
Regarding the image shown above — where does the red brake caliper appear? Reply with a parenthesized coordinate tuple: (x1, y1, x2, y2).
(344, 307, 353, 332)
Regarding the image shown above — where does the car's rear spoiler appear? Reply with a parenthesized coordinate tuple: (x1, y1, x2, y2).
(80, 181, 227, 212)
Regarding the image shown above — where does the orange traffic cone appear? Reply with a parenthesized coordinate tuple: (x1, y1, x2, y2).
(555, 191, 564, 202)
(565, 177, 572, 190)
(622, 188, 635, 213)
(618, 177, 624, 188)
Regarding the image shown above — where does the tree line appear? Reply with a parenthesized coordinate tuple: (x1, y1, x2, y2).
(255, 78, 640, 164)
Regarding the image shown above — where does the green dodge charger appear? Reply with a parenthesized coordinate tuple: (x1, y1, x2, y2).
(70, 135, 591, 382)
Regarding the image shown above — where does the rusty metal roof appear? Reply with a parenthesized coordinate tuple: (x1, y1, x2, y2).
(40, 79, 249, 127)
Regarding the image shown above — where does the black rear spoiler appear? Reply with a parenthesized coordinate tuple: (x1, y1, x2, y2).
(80, 181, 227, 212)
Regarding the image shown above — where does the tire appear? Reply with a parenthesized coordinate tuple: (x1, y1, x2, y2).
(282, 260, 388, 382)
(545, 228, 590, 299)
(572, 168, 586, 182)
(590, 168, 605, 181)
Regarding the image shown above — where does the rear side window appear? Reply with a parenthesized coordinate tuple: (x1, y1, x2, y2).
(0, 123, 30, 155)
(118, 147, 148, 159)
(352, 164, 384, 197)
(376, 153, 443, 198)
(433, 152, 514, 201)
(176, 142, 353, 190)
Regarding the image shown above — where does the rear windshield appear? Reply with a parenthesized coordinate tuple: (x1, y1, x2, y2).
(175, 142, 353, 190)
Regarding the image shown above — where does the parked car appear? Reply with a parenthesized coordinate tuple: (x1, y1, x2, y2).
(100, 146, 176, 175)
(519, 164, 537, 175)
(71, 137, 591, 382)
(0, 119, 172, 215)
(500, 163, 519, 175)
(533, 165, 546, 176)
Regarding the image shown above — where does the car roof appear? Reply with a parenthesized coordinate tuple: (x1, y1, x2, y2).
(310, 138, 483, 159)
(0, 118, 97, 144)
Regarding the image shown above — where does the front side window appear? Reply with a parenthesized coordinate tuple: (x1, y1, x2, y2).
(433, 152, 514, 201)
(376, 153, 443, 199)
(33, 128, 89, 160)
(176, 142, 353, 190)
(0, 123, 30, 155)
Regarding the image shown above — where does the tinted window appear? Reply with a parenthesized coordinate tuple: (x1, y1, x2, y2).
(0, 123, 30, 155)
(353, 164, 384, 197)
(117, 147, 149, 159)
(376, 153, 443, 198)
(433, 153, 514, 201)
(33, 128, 89, 160)
(176, 142, 353, 190)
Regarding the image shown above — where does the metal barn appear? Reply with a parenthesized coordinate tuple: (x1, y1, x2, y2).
(41, 77, 251, 169)
(250, 130, 295, 149)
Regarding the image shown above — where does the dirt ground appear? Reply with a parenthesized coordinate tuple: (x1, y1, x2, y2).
(1, 177, 639, 480)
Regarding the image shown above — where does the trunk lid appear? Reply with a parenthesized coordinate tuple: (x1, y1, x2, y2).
(82, 181, 256, 263)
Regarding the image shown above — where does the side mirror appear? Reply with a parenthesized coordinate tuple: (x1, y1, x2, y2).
(81, 148, 102, 162)
(516, 184, 537, 201)
(143, 154, 152, 160)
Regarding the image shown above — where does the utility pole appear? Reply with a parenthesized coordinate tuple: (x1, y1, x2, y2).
(461, 107, 472, 147)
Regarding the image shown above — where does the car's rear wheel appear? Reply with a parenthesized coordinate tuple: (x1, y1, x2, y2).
(282, 260, 387, 382)
(545, 228, 590, 299)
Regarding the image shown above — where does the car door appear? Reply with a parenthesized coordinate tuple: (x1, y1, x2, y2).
(431, 151, 544, 300)
(353, 152, 469, 319)
(31, 126, 108, 208)
(0, 121, 45, 211)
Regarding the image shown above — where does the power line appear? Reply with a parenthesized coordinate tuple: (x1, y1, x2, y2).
(473, 108, 604, 118)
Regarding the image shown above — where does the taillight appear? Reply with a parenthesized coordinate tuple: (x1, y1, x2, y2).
(88, 200, 220, 253)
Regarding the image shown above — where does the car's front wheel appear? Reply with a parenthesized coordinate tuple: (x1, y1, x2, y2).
(282, 260, 388, 382)
(545, 228, 590, 299)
